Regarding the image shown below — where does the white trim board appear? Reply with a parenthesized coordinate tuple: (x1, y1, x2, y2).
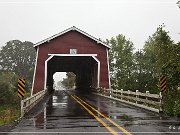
(34, 26, 111, 49)
(44, 55, 54, 90)
(31, 46, 39, 96)
(92, 56, 100, 88)
(48, 54, 97, 57)
(106, 48, 111, 89)
(44, 54, 100, 90)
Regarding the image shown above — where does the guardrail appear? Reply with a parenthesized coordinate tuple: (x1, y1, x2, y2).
(21, 90, 46, 117)
(94, 88, 162, 113)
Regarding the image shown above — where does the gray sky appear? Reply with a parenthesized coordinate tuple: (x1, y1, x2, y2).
(0, 0, 180, 82)
(0, 0, 179, 50)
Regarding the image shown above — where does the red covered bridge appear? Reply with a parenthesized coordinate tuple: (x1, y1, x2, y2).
(32, 26, 111, 94)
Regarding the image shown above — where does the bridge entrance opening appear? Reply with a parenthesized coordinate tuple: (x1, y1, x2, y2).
(46, 54, 99, 93)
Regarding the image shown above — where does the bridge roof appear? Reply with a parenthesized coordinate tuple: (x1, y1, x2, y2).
(34, 26, 111, 49)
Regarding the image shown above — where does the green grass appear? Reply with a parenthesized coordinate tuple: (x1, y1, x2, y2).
(24, 91, 31, 98)
(0, 105, 20, 126)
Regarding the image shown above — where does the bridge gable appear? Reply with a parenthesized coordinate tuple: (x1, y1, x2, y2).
(32, 27, 110, 95)
(38, 30, 107, 55)
(34, 26, 110, 49)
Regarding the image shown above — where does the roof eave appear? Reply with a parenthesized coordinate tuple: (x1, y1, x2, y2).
(33, 26, 111, 49)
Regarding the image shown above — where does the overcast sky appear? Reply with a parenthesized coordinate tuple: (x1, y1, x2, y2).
(0, 0, 180, 82)
(0, 0, 179, 50)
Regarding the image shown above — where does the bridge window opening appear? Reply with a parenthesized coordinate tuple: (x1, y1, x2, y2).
(53, 72, 76, 90)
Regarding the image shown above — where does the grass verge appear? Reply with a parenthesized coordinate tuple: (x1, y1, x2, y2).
(0, 105, 20, 126)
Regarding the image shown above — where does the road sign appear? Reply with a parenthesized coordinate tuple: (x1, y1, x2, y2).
(18, 79, 25, 98)
(160, 75, 167, 93)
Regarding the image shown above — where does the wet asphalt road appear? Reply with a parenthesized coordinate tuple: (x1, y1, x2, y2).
(5, 90, 180, 135)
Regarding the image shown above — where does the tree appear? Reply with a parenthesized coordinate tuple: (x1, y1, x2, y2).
(177, 1, 180, 8)
(61, 72, 76, 89)
(142, 25, 180, 116)
(0, 72, 19, 104)
(107, 34, 135, 90)
(0, 40, 36, 86)
(143, 25, 180, 91)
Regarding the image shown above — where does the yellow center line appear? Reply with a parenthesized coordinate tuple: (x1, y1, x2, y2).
(75, 95, 132, 135)
(71, 95, 119, 135)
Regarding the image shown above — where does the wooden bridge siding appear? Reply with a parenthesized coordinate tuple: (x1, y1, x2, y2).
(33, 31, 109, 94)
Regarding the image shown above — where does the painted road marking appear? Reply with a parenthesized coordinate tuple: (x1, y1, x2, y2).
(71, 95, 119, 135)
(75, 95, 132, 135)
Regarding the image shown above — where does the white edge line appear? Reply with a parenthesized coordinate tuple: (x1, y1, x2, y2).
(31, 46, 39, 96)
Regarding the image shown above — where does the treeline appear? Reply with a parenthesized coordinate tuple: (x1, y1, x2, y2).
(61, 72, 76, 89)
(107, 25, 180, 116)
(0, 40, 35, 104)
(0, 25, 179, 117)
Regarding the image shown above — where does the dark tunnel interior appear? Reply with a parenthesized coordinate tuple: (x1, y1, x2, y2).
(46, 56, 98, 93)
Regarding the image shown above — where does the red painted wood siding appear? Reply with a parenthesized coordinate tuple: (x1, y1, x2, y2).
(33, 31, 109, 94)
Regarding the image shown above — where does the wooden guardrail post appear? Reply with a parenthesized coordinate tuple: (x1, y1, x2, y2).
(121, 89, 123, 100)
(127, 90, 130, 101)
(109, 88, 111, 97)
(21, 99, 24, 117)
(159, 92, 163, 112)
(146, 91, 149, 105)
(116, 89, 118, 98)
(20, 90, 46, 117)
(136, 90, 139, 104)
(94, 88, 161, 113)
(103, 88, 105, 95)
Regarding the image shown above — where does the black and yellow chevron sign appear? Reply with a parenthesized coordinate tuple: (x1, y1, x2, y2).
(18, 79, 25, 98)
(160, 75, 167, 93)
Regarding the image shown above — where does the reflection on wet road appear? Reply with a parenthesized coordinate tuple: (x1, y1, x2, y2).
(9, 90, 180, 134)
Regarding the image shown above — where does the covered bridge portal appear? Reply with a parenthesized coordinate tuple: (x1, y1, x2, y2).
(32, 26, 110, 95)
